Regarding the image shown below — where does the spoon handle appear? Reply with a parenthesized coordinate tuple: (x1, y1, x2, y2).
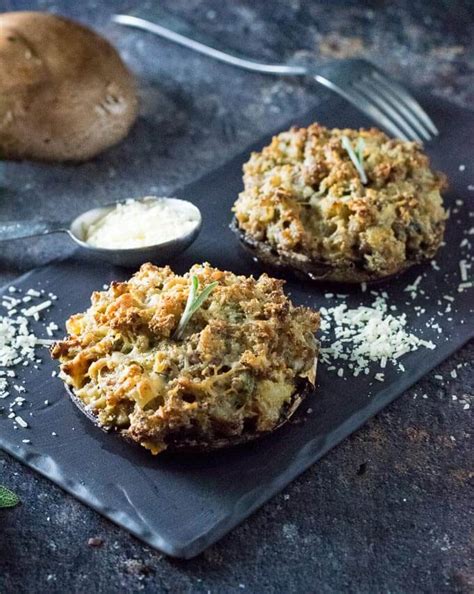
(0, 220, 67, 242)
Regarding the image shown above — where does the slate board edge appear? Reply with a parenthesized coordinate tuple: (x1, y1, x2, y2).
(1, 93, 473, 558)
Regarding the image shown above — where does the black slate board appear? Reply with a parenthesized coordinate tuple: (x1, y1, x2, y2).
(0, 94, 473, 558)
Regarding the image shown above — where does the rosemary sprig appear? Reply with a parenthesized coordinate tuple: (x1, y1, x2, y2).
(341, 135, 368, 185)
(0, 485, 20, 508)
(174, 275, 218, 340)
(356, 137, 365, 166)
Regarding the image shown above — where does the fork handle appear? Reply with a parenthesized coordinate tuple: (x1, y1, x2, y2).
(113, 15, 307, 76)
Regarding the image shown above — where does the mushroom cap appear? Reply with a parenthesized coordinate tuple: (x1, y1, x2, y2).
(66, 375, 314, 454)
(231, 217, 418, 284)
(0, 11, 138, 161)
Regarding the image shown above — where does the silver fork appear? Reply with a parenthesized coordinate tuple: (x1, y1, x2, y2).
(113, 14, 438, 142)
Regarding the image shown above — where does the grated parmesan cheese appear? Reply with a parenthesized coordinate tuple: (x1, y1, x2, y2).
(0, 287, 57, 409)
(15, 415, 28, 428)
(85, 197, 200, 250)
(320, 295, 436, 378)
(26, 289, 41, 297)
(21, 300, 52, 317)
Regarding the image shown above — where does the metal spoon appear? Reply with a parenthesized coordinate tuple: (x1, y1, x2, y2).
(0, 197, 202, 268)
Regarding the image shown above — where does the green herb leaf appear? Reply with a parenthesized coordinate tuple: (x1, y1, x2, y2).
(0, 485, 20, 508)
(356, 137, 365, 166)
(341, 135, 368, 185)
(174, 276, 218, 340)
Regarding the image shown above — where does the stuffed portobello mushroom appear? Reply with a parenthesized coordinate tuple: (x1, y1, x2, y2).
(52, 263, 319, 455)
(232, 124, 447, 283)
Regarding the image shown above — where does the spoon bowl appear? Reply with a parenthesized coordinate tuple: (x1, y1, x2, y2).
(69, 197, 202, 267)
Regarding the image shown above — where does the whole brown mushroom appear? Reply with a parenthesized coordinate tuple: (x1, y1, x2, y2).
(0, 11, 138, 161)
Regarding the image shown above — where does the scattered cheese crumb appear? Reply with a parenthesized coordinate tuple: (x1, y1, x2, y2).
(21, 299, 52, 317)
(0, 284, 60, 430)
(15, 415, 28, 428)
(319, 295, 435, 379)
(26, 289, 41, 297)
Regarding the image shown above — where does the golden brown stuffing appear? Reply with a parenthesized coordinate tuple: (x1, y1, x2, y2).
(51, 263, 319, 454)
(233, 123, 447, 281)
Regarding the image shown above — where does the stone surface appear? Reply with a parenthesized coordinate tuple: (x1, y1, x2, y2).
(0, 1, 473, 592)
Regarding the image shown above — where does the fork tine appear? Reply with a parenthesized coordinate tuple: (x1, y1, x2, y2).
(354, 79, 425, 142)
(315, 75, 410, 139)
(366, 74, 433, 141)
(371, 71, 439, 136)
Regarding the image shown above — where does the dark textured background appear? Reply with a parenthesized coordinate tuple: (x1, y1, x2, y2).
(0, 1, 473, 592)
